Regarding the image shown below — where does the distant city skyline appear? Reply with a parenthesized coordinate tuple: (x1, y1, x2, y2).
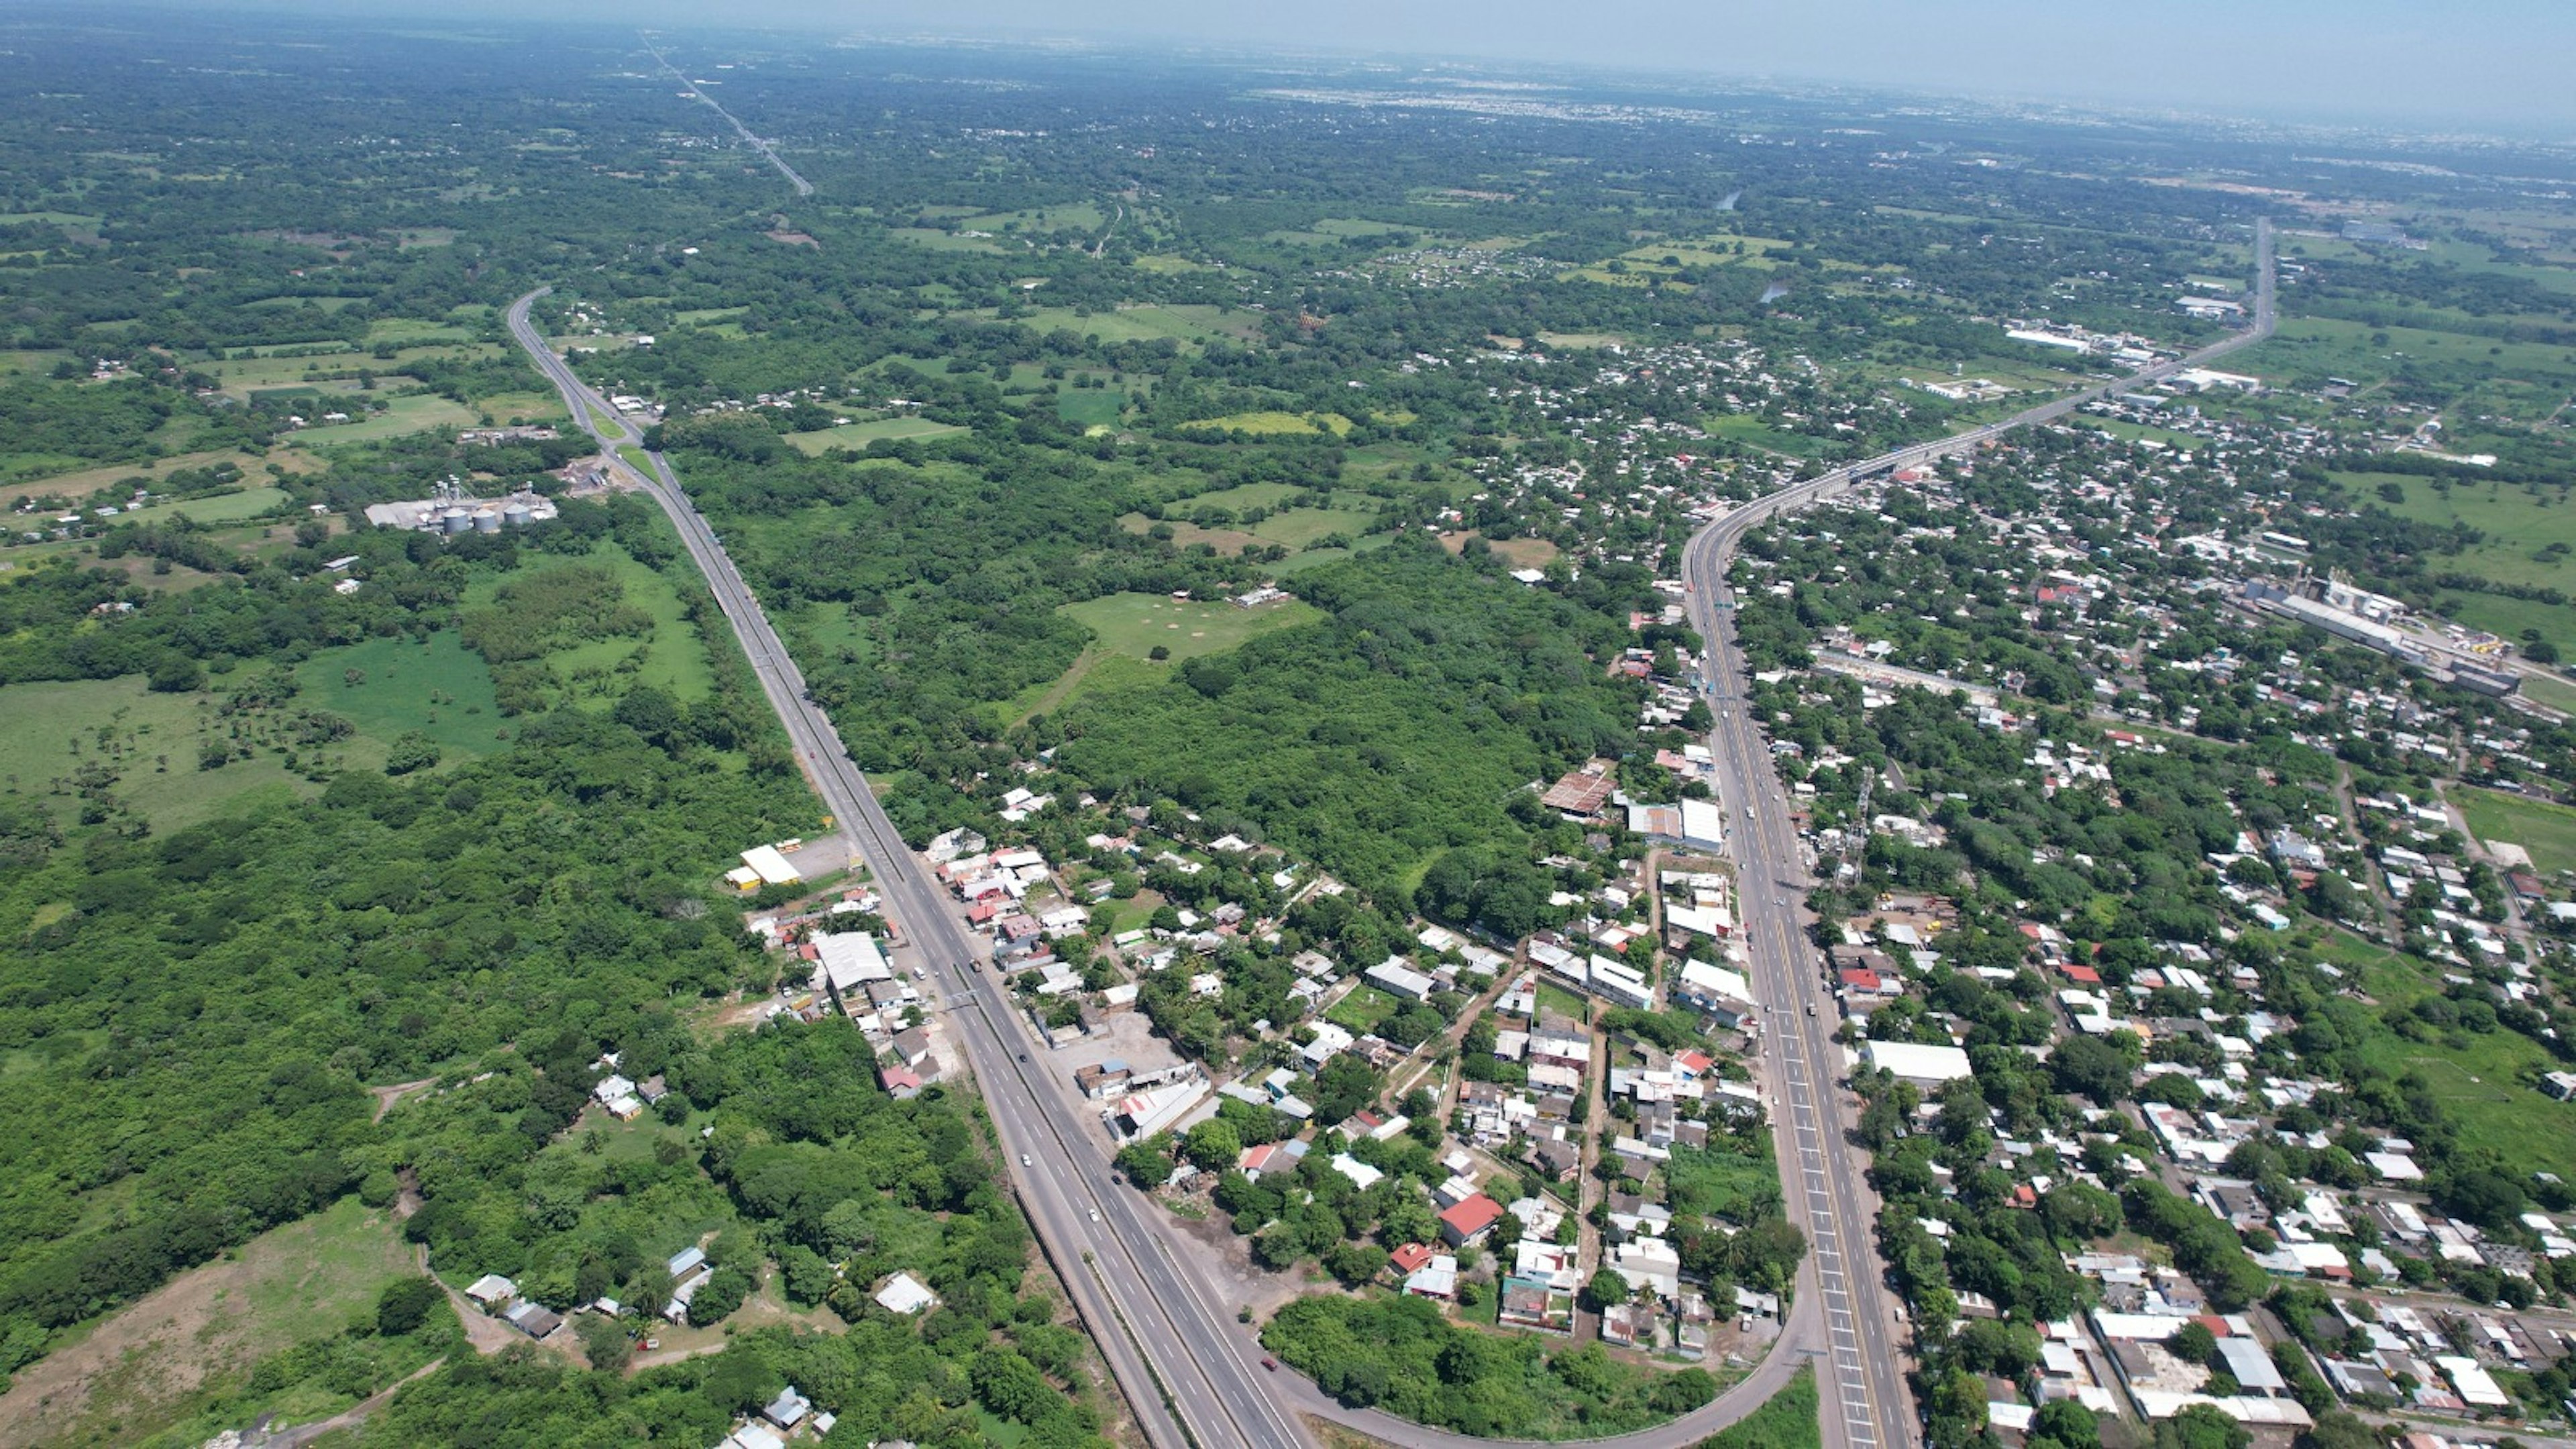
(80, 0, 2576, 133)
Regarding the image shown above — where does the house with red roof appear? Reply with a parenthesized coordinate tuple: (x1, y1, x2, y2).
(1439, 1194, 1504, 1246)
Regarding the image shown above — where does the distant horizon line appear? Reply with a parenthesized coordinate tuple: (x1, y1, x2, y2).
(15, 0, 2576, 146)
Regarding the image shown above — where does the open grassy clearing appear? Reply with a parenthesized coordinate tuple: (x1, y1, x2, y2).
(292, 631, 507, 763)
(955, 201, 1106, 233)
(1012, 303, 1259, 347)
(1059, 590, 1322, 661)
(1695, 1366, 1819, 1449)
(2457, 785, 2576, 877)
(2359, 1040, 2576, 1183)
(1265, 534, 1396, 576)
(0, 676, 315, 828)
(2325, 922, 2576, 1180)
(1055, 388, 1124, 429)
(2071, 417, 2209, 452)
(891, 227, 1007, 253)
(457, 538, 719, 706)
(1326, 984, 1401, 1034)
(784, 416, 968, 454)
(288, 394, 480, 445)
(0, 1197, 425, 1449)
(1250, 506, 1377, 547)
(158, 484, 291, 524)
(2236, 314, 2576, 406)
(1173, 481, 1304, 515)
(1178, 411, 1352, 437)
(2518, 670, 2576, 714)
(2355, 471, 2576, 642)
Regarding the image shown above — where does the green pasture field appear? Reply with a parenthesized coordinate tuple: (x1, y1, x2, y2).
(1012, 303, 1259, 347)
(1260, 217, 1424, 248)
(1055, 388, 1124, 429)
(1703, 413, 1835, 459)
(2312, 922, 2576, 1180)
(2235, 315, 2576, 408)
(1175, 481, 1303, 515)
(288, 394, 480, 443)
(2357, 1033, 2576, 1183)
(1251, 507, 1378, 548)
(2519, 671, 2576, 714)
(477, 389, 572, 425)
(2357, 471, 2576, 643)
(891, 227, 1007, 252)
(955, 201, 1106, 233)
(1264, 534, 1395, 576)
(2456, 786, 2576, 877)
(456, 539, 718, 705)
(154, 485, 290, 525)
(1059, 590, 1322, 662)
(786, 416, 968, 455)
(292, 630, 507, 763)
(0, 676, 320, 828)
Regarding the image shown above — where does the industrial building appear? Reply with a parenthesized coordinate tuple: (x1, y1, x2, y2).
(362, 477, 561, 535)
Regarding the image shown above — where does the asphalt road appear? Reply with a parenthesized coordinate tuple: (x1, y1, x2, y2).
(502, 218, 2272, 1449)
(507, 289, 1293, 1449)
(1672, 217, 2278, 1449)
(643, 40, 814, 197)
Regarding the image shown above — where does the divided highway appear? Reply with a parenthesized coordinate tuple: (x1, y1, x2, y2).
(643, 40, 814, 197)
(1675, 217, 2277, 1449)
(503, 216, 2270, 1449)
(507, 290, 1295, 1449)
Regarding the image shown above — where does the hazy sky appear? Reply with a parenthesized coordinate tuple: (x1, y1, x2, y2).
(224, 0, 2576, 131)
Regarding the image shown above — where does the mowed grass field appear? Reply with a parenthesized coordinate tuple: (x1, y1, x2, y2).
(0, 1197, 425, 1449)
(1061, 590, 1321, 661)
(2457, 785, 2576, 877)
(157, 485, 290, 525)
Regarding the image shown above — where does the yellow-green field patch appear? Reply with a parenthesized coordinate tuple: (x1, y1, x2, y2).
(1178, 411, 1352, 437)
(786, 417, 969, 455)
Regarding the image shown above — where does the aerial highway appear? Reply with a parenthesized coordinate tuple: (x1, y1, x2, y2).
(503, 217, 2271, 1449)
(1673, 217, 2277, 1449)
(506, 290, 1296, 1449)
(642, 39, 814, 197)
